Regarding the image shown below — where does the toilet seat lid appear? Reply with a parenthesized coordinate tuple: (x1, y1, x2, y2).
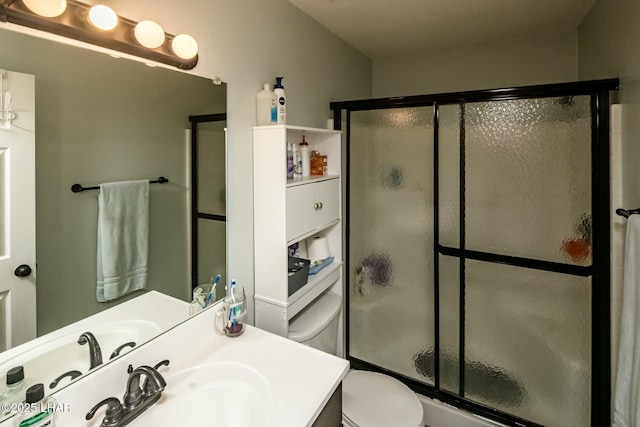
(342, 370, 423, 427)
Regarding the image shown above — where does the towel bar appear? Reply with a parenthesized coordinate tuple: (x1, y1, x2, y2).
(616, 208, 640, 218)
(71, 177, 169, 193)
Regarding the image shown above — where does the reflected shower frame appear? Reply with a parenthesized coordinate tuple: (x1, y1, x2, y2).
(189, 113, 227, 290)
(330, 78, 619, 427)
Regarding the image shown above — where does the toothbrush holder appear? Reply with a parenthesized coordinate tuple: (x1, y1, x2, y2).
(214, 289, 246, 337)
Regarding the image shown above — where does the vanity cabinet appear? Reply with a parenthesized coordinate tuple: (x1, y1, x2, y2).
(253, 125, 343, 356)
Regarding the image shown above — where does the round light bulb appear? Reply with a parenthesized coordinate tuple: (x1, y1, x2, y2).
(21, 0, 67, 17)
(171, 34, 198, 60)
(134, 20, 165, 49)
(88, 5, 118, 31)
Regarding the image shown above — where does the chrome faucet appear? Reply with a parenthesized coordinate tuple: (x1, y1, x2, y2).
(86, 360, 169, 427)
(78, 332, 103, 370)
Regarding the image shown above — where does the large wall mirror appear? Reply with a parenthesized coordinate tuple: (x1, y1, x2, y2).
(0, 26, 226, 396)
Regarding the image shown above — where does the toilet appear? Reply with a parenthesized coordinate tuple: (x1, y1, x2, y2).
(288, 291, 424, 427)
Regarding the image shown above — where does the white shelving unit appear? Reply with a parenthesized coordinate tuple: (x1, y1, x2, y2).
(253, 125, 343, 357)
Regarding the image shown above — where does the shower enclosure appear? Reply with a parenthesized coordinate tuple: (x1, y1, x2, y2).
(330, 79, 618, 427)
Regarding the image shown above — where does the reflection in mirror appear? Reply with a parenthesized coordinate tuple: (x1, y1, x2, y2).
(192, 117, 227, 299)
(0, 26, 226, 398)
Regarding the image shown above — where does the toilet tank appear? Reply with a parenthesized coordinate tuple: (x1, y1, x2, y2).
(288, 291, 341, 355)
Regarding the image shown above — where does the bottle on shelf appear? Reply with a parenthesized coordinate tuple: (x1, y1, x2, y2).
(256, 83, 276, 126)
(300, 133, 310, 177)
(287, 143, 294, 178)
(293, 143, 302, 178)
(274, 77, 286, 124)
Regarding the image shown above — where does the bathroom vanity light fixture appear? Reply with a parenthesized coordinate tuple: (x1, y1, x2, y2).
(0, 0, 199, 70)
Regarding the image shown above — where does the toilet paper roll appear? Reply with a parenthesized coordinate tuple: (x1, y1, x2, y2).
(307, 236, 330, 263)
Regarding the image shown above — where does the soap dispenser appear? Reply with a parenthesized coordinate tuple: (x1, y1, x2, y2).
(0, 366, 32, 421)
(14, 383, 56, 427)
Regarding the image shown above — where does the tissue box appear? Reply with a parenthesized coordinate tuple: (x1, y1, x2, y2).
(288, 256, 310, 296)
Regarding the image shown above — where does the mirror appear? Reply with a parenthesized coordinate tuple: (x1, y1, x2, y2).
(0, 26, 226, 393)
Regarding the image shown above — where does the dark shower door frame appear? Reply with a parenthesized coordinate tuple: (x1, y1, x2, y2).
(331, 78, 619, 427)
(189, 113, 227, 289)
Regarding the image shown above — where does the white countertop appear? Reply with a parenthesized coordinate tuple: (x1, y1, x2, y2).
(22, 300, 349, 426)
(0, 291, 189, 365)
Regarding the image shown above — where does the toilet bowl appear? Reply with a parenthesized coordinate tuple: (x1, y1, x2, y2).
(288, 291, 424, 427)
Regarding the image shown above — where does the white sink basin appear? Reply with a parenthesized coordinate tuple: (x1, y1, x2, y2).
(133, 362, 274, 427)
(0, 320, 161, 391)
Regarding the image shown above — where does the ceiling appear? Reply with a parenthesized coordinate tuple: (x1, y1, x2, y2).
(288, 0, 596, 59)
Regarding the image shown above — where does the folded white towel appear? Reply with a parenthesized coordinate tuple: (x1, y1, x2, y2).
(96, 180, 149, 302)
(614, 214, 640, 427)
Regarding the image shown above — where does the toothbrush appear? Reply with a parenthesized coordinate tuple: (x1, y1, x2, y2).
(230, 280, 237, 327)
(230, 280, 236, 304)
(204, 274, 220, 307)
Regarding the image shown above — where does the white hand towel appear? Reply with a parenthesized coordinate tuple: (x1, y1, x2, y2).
(614, 214, 640, 427)
(96, 180, 149, 302)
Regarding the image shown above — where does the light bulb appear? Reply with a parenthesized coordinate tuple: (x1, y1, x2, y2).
(134, 20, 165, 49)
(88, 5, 118, 31)
(171, 34, 198, 60)
(21, 0, 67, 17)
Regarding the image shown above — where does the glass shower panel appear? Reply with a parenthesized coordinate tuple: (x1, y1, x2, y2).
(465, 96, 592, 265)
(438, 105, 460, 248)
(413, 255, 459, 391)
(197, 218, 226, 300)
(465, 260, 591, 426)
(197, 121, 226, 216)
(437, 255, 459, 394)
(349, 107, 435, 383)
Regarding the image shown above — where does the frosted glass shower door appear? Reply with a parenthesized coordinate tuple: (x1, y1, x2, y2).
(340, 80, 615, 427)
(439, 96, 593, 427)
(348, 107, 435, 383)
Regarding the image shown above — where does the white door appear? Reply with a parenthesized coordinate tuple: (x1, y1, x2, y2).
(0, 70, 36, 352)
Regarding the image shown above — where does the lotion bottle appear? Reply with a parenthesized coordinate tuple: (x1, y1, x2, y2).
(256, 84, 276, 126)
(274, 77, 286, 124)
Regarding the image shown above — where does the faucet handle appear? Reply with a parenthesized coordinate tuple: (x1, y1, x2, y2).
(143, 360, 170, 395)
(86, 397, 124, 425)
(154, 359, 170, 370)
(109, 341, 136, 360)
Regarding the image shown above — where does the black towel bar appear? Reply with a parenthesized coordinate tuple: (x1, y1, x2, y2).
(71, 176, 169, 193)
(616, 208, 640, 218)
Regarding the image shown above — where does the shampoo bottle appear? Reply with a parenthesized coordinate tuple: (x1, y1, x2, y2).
(300, 133, 310, 177)
(256, 84, 276, 126)
(274, 77, 286, 124)
(14, 383, 56, 427)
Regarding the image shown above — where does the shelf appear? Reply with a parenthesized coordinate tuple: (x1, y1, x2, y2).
(253, 123, 343, 348)
(253, 124, 340, 135)
(287, 175, 339, 188)
(287, 219, 339, 246)
(255, 259, 342, 318)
